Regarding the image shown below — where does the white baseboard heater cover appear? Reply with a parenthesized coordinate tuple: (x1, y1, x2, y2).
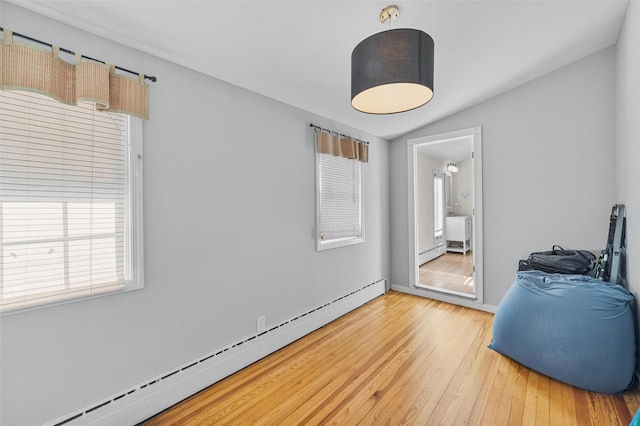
(418, 243, 445, 265)
(48, 279, 386, 426)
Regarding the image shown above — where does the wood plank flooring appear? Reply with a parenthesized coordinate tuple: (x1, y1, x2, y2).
(142, 291, 639, 425)
(419, 253, 474, 295)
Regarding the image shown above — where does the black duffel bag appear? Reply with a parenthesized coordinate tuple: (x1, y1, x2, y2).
(523, 245, 596, 275)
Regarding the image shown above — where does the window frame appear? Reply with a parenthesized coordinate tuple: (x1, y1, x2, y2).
(125, 116, 145, 295)
(0, 91, 144, 315)
(315, 150, 365, 251)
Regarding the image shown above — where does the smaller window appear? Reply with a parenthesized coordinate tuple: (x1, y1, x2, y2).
(316, 152, 364, 251)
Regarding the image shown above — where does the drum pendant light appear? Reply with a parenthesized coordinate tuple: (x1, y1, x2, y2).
(351, 5, 434, 114)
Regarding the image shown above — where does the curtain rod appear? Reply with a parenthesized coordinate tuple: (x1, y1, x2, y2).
(0, 27, 157, 82)
(309, 123, 369, 145)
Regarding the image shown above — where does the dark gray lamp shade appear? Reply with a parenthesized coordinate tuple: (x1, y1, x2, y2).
(351, 28, 434, 114)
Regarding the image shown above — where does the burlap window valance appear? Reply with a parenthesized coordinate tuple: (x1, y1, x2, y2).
(314, 126, 369, 163)
(0, 29, 150, 119)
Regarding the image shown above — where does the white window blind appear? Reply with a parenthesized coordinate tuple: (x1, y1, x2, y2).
(433, 171, 444, 240)
(317, 152, 363, 250)
(0, 90, 143, 314)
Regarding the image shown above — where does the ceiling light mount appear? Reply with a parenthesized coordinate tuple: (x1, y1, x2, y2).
(379, 5, 400, 24)
(351, 5, 435, 115)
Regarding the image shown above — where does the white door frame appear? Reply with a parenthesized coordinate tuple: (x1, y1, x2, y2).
(407, 126, 484, 306)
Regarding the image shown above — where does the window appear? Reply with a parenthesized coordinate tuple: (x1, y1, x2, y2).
(0, 90, 143, 314)
(433, 171, 444, 241)
(316, 152, 364, 250)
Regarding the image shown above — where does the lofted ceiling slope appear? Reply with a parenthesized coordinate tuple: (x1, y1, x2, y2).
(6, 0, 630, 140)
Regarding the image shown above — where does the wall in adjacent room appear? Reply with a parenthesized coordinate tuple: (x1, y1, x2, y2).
(417, 153, 445, 253)
(615, 0, 640, 380)
(452, 158, 473, 218)
(389, 46, 617, 307)
(0, 3, 390, 425)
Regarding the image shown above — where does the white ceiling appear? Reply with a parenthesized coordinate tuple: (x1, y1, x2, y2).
(417, 136, 473, 163)
(9, 0, 629, 140)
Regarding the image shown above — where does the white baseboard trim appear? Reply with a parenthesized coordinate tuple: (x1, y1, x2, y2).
(391, 283, 498, 313)
(48, 279, 386, 426)
(418, 244, 445, 265)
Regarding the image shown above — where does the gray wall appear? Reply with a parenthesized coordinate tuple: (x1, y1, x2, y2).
(390, 47, 617, 307)
(0, 3, 390, 425)
(616, 0, 640, 375)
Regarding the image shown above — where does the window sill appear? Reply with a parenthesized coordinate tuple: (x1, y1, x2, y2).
(317, 236, 365, 251)
(0, 281, 143, 316)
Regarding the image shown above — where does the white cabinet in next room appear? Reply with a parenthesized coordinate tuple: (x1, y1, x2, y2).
(445, 216, 472, 255)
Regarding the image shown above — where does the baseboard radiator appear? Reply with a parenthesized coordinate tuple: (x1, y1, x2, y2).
(418, 243, 445, 266)
(48, 279, 386, 426)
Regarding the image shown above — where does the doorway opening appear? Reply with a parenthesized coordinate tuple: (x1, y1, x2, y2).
(407, 127, 484, 305)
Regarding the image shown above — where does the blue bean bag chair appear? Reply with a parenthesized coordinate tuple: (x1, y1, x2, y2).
(490, 271, 636, 394)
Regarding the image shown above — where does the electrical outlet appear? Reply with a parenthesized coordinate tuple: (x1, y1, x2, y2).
(257, 316, 266, 333)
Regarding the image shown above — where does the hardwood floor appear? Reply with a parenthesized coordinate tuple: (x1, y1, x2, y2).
(142, 291, 639, 425)
(419, 252, 474, 295)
